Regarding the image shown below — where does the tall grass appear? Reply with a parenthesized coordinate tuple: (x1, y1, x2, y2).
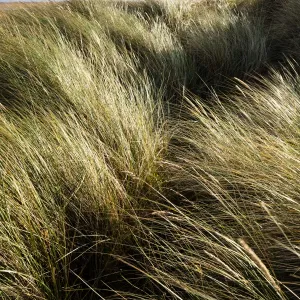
(0, 0, 300, 299)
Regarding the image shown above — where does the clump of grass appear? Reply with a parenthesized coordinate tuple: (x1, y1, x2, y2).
(157, 70, 300, 298)
(62, 0, 269, 100)
(0, 3, 168, 298)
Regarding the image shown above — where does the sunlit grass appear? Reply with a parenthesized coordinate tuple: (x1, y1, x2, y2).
(0, 0, 300, 299)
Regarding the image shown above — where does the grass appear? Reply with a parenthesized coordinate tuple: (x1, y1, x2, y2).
(0, 0, 300, 299)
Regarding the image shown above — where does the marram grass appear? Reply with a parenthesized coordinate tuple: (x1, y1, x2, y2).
(0, 0, 300, 299)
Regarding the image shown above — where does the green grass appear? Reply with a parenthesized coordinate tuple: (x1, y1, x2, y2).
(0, 0, 300, 299)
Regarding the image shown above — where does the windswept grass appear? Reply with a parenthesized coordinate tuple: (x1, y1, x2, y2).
(0, 0, 300, 299)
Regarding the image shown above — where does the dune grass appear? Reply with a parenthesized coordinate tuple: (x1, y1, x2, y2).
(0, 0, 300, 299)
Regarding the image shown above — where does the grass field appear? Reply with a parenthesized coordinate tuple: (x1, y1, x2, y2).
(0, 2, 53, 9)
(0, 0, 300, 299)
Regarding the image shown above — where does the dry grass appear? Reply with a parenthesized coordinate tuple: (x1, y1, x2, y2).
(0, 2, 54, 10)
(0, 0, 300, 299)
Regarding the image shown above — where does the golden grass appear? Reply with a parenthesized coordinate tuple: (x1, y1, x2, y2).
(0, 0, 300, 299)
